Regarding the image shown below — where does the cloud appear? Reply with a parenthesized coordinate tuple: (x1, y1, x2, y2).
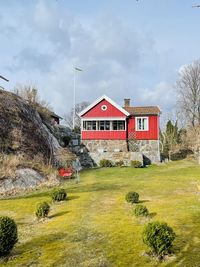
(0, 0, 175, 117)
(139, 81, 176, 110)
(10, 48, 54, 73)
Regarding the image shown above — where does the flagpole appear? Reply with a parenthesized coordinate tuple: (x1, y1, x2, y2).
(73, 67, 83, 130)
(73, 67, 76, 130)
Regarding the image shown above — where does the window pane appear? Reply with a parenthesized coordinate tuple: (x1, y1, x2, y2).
(92, 121, 96, 130)
(100, 121, 105, 130)
(113, 121, 117, 130)
(144, 118, 148, 130)
(118, 121, 125, 130)
(105, 121, 110, 130)
(87, 121, 92, 130)
(137, 118, 141, 130)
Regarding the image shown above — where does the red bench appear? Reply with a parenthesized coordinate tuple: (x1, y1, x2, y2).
(58, 167, 74, 178)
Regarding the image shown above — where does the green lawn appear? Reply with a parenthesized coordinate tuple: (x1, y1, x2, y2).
(0, 160, 200, 267)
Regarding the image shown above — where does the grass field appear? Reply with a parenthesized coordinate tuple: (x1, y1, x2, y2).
(0, 160, 200, 267)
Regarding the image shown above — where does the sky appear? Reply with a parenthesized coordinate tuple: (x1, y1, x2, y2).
(1, 0, 200, 118)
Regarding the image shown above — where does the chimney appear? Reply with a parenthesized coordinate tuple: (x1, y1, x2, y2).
(124, 98, 130, 107)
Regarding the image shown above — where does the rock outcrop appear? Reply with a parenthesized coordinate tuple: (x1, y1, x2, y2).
(0, 89, 61, 162)
(0, 168, 59, 196)
(0, 89, 83, 195)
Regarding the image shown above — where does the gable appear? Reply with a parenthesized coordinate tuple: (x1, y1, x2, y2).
(82, 99, 127, 118)
(80, 95, 129, 118)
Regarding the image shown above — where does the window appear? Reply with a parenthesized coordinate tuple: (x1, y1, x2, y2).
(136, 117, 148, 131)
(113, 121, 125, 130)
(83, 121, 96, 130)
(82, 120, 125, 131)
(98, 121, 110, 130)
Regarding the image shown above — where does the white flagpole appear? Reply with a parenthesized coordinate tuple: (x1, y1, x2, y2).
(73, 67, 82, 130)
(73, 68, 76, 130)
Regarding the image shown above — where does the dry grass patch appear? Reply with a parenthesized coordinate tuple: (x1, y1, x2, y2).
(0, 154, 22, 179)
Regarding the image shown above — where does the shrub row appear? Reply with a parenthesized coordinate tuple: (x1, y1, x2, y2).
(99, 159, 143, 168)
(125, 191, 176, 257)
(36, 188, 67, 219)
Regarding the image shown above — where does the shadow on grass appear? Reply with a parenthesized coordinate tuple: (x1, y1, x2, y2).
(49, 211, 69, 219)
(148, 212, 157, 219)
(164, 213, 200, 267)
(68, 183, 126, 193)
(138, 200, 150, 203)
(5, 182, 125, 200)
(12, 232, 68, 263)
(67, 195, 80, 201)
(10, 190, 80, 201)
(7, 190, 51, 200)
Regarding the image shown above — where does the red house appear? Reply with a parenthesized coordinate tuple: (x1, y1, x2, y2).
(79, 95, 161, 164)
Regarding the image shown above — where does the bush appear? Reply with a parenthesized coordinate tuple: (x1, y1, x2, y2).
(125, 191, 139, 203)
(0, 216, 18, 257)
(171, 149, 193, 161)
(99, 159, 113, 167)
(115, 160, 124, 167)
(143, 221, 176, 256)
(134, 204, 149, 217)
(131, 160, 143, 168)
(36, 202, 50, 219)
(52, 188, 67, 202)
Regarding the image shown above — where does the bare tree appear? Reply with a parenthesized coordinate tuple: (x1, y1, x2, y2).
(176, 60, 200, 127)
(65, 101, 90, 130)
(13, 85, 53, 120)
(176, 60, 200, 163)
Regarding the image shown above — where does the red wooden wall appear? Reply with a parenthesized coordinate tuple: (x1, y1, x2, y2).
(127, 116, 159, 140)
(82, 99, 126, 118)
(81, 131, 127, 140)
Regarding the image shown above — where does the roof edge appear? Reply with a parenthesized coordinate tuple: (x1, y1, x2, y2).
(79, 95, 130, 117)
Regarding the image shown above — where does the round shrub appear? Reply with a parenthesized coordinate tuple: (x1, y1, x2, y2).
(134, 204, 149, 217)
(0, 216, 18, 257)
(143, 221, 176, 256)
(99, 159, 113, 167)
(125, 191, 139, 204)
(36, 202, 50, 219)
(52, 188, 67, 202)
(131, 160, 143, 168)
(115, 160, 124, 167)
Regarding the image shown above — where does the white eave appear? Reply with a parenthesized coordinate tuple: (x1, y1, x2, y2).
(78, 95, 130, 117)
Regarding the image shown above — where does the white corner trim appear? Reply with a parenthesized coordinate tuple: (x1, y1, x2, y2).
(78, 94, 130, 117)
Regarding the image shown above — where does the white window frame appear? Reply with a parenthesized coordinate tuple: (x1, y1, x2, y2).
(81, 117, 126, 131)
(135, 117, 149, 131)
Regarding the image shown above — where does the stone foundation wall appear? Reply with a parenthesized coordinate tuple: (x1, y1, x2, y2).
(82, 139, 160, 165)
(129, 140, 160, 163)
(82, 140, 128, 153)
(140, 140, 160, 163)
(89, 151, 143, 166)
